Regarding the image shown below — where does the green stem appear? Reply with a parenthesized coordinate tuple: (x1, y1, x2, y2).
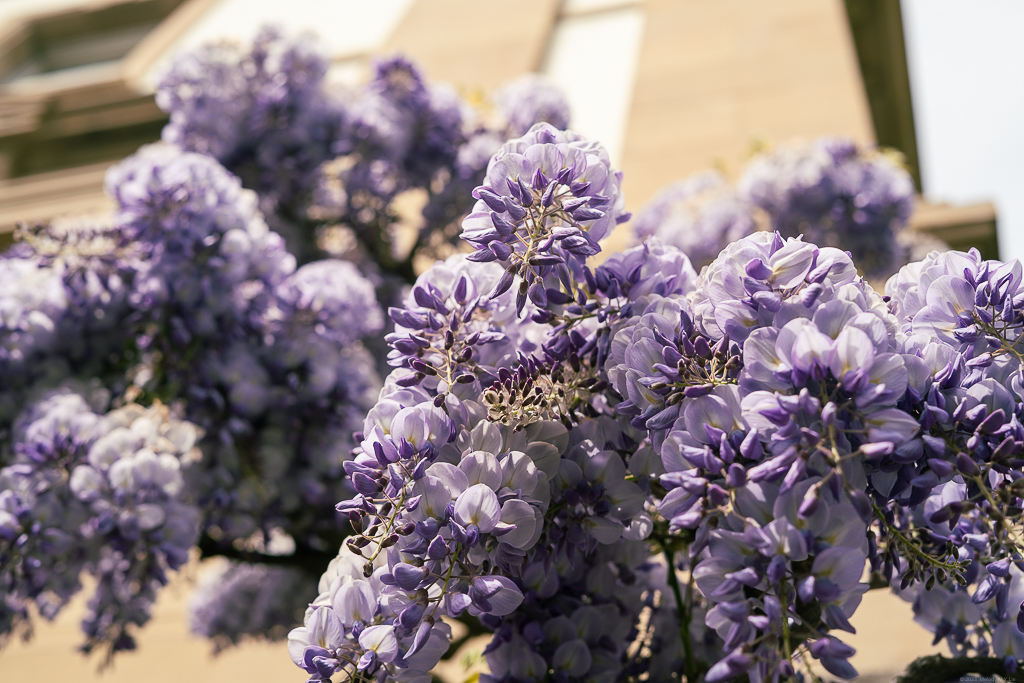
(660, 544, 697, 682)
(779, 584, 793, 664)
(971, 472, 1024, 551)
(871, 500, 964, 574)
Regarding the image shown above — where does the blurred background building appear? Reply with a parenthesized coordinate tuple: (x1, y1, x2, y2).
(0, 0, 1016, 681)
(0, 0, 1005, 257)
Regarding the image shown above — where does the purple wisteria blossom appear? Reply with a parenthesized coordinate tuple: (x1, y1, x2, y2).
(3, 32, 1022, 683)
(0, 143, 386, 657)
(633, 170, 759, 270)
(0, 256, 68, 367)
(460, 123, 629, 315)
(738, 137, 915, 279)
(295, 212, 1024, 680)
(1, 392, 201, 656)
(494, 74, 571, 138)
(158, 27, 342, 214)
(156, 28, 577, 282)
(189, 560, 313, 650)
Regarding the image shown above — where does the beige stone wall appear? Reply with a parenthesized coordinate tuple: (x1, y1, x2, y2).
(619, 0, 874, 207)
(0, 559, 299, 682)
(383, 0, 560, 92)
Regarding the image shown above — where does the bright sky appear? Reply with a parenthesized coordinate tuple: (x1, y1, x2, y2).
(902, 0, 1024, 262)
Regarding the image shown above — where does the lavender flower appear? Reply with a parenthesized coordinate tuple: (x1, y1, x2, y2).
(272, 259, 384, 347)
(189, 560, 312, 651)
(417, 76, 571, 265)
(0, 257, 67, 368)
(460, 123, 628, 311)
(482, 542, 663, 683)
(158, 27, 342, 213)
(0, 391, 201, 656)
(6, 42, 1024, 681)
(494, 73, 571, 138)
(368, 57, 466, 190)
(738, 138, 915, 279)
(633, 171, 759, 270)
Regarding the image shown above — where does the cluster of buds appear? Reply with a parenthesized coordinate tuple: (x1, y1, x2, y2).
(460, 123, 627, 316)
(646, 329, 742, 415)
(484, 351, 607, 431)
(611, 301, 742, 435)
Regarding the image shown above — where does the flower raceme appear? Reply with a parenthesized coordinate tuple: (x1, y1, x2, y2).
(0, 41, 580, 658)
(1, 393, 201, 654)
(633, 137, 920, 281)
(738, 137, 915, 280)
(281, 123, 1024, 682)
(632, 170, 759, 271)
(288, 237, 655, 680)
(0, 142, 387, 656)
(4, 48, 1024, 680)
(157, 30, 574, 269)
(460, 123, 629, 315)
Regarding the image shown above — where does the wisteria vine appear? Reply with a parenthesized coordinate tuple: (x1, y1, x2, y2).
(0, 23, 1020, 683)
(0, 26, 574, 660)
(283, 122, 1024, 683)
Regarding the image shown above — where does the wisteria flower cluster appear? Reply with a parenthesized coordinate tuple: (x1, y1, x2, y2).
(157, 30, 573, 275)
(632, 170, 760, 271)
(738, 137, 916, 279)
(3, 23, 1019, 683)
(158, 27, 341, 215)
(460, 122, 629, 309)
(0, 141, 386, 655)
(1, 392, 200, 654)
(284, 121, 1024, 683)
(1, 31, 577, 660)
(493, 74, 572, 139)
(634, 138, 925, 281)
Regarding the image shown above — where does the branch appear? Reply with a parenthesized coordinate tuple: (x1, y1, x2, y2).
(657, 542, 699, 682)
(896, 654, 1022, 683)
(197, 535, 336, 577)
(441, 614, 492, 661)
